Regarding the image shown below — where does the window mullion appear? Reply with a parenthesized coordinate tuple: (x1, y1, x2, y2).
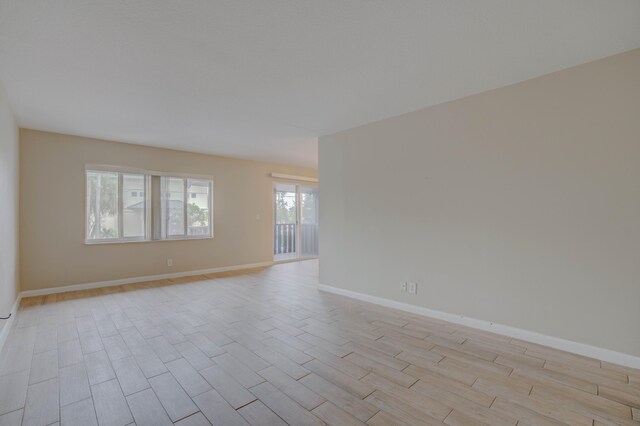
(118, 173, 124, 238)
(145, 175, 150, 240)
(183, 178, 188, 236)
(95, 173, 102, 239)
(152, 175, 161, 240)
(209, 180, 213, 237)
(163, 177, 169, 238)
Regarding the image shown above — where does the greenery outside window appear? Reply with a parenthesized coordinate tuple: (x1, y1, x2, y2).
(160, 176, 212, 239)
(86, 171, 150, 242)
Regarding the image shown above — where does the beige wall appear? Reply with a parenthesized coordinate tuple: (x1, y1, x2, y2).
(319, 49, 640, 357)
(20, 130, 316, 291)
(0, 82, 19, 335)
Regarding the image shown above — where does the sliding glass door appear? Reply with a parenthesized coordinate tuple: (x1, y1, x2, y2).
(274, 183, 318, 260)
(299, 186, 319, 257)
(274, 184, 297, 260)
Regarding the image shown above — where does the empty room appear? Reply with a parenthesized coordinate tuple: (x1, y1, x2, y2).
(1, 1, 639, 425)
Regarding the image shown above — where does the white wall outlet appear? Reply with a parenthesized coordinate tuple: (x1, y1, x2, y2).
(407, 281, 417, 295)
(401, 282, 407, 292)
(167, 258, 173, 267)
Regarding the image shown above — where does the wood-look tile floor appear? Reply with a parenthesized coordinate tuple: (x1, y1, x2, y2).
(1, 260, 639, 426)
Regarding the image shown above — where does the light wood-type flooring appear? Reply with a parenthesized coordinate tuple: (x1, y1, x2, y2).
(1, 260, 639, 425)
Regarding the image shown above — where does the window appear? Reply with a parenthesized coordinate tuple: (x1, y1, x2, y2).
(160, 177, 212, 239)
(86, 171, 149, 242)
(123, 175, 147, 238)
(86, 167, 213, 243)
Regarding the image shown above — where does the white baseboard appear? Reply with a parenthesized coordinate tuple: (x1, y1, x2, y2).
(274, 256, 319, 265)
(0, 295, 21, 355)
(20, 261, 274, 298)
(0, 261, 273, 355)
(317, 283, 640, 370)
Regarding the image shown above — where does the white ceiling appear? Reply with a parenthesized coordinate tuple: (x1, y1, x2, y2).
(1, 1, 639, 168)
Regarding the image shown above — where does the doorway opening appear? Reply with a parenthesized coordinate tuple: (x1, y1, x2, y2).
(274, 182, 318, 261)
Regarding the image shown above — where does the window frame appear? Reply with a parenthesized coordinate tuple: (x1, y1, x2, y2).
(84, 165, 214, 244)
(160, 176, 214, 241)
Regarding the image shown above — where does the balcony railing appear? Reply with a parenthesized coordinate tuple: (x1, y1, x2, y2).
(274, 223, 318, 256)
(275, 223, 296, 254)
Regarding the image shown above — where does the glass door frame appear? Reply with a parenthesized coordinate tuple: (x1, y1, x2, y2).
(273, 182, 319, 262)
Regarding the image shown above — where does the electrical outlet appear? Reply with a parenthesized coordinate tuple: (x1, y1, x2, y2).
(401, 282, 407, 292)
(407, 281, 417, 295)
(167, 258, 173, 267)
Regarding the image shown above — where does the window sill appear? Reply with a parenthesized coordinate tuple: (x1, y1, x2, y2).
(84, 236, 214, 245)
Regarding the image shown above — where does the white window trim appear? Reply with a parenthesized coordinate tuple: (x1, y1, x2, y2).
(85, 164, 212, 180)
(85, 166, 214, 244)
(160, 176, 214, 240)
(85, 170, 151, 244)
